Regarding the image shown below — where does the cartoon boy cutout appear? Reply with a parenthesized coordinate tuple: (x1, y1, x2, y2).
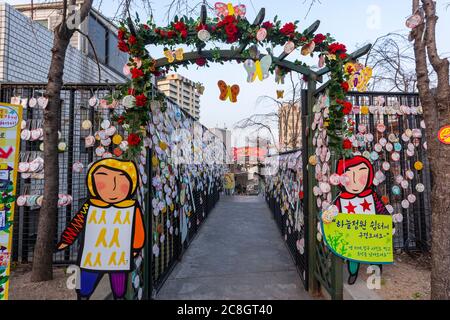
(57, 159, 145, 300)
(334, 156, 389, 285)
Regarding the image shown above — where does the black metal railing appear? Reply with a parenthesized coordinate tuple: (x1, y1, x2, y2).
(264, 149, 308, 289)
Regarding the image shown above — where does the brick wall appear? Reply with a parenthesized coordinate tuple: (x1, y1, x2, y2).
(0, 3, 126, 83)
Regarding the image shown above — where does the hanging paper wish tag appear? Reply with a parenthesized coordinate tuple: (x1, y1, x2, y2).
(321, 214, 393, 264)
(438, 125, 450, 144)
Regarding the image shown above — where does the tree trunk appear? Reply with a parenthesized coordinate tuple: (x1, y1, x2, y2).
(411, 0, 450, 299)
(31, 0, 93, 282)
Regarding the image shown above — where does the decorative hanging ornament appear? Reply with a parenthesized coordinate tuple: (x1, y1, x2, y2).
(217, 80, 240, 103)
(301, 41, 315, 56)
(438, 125, 450, 144)
(256, 28, 267, 41)
(276, 90, 284, 99)
(122, 95, 136, 109)
(197, 29, 211, 42)
(284, 41, 295, 54)
(214, 2, 246, 18)
(406, 13, 422, 29)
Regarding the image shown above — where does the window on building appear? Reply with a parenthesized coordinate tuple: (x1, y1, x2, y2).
(35, 19, 49, 29)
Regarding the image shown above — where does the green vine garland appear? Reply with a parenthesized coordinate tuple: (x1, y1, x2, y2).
(112, 11, 356, 158)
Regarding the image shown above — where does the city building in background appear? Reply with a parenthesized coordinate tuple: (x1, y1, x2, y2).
(210, 126, 232, 163)
(3, 1, 128, 82)
(9, 1, 128, 82)
(157, 74, 201, 120)
(278, 103, 301, 151)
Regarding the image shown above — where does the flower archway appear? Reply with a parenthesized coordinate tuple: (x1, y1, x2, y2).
(112, 3, 371, 159)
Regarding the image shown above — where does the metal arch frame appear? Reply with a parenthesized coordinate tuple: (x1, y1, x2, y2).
(130, 4, 373, 300)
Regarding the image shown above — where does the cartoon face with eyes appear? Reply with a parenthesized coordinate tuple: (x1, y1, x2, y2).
(342, 162, 370, 195)
(92, 166, 132, 203)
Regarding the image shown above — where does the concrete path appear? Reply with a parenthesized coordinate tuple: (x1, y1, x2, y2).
(156, 195, 311, 300)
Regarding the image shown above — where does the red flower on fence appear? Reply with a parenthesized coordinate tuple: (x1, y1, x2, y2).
(343, 139, 352, 150)
(128, 35, 137, 45)
(280, 22, 296, 36)
(196, 57, 207, 66)
(131, 68, 144, 79)
(313, 33, 326, 44)
(135, 94, 147, 107)
(262, 21, 274, 29)
(127, 133, 141, 146)
(328, 42, 347, 55)
(118, 41, 129, 52)
(341, 82, 350, 92)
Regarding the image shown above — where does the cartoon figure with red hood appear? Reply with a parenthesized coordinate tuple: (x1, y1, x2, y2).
(335, 156, 389, 285)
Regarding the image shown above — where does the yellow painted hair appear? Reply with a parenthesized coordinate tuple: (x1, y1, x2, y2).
(86, 159, 138, 198)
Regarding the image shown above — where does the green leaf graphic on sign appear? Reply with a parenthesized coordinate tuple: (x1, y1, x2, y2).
(322, 214, 394, 264)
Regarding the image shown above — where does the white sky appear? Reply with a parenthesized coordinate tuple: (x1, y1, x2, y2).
(4, 0, 450, 148)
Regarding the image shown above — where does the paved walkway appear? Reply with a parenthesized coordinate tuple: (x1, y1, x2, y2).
(156, 195, 311, 300)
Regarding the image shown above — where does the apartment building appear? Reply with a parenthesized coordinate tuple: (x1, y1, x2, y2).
(278, 103, 302, 151)
(157, 74, 201, 120)
(0, 2, 127, 83)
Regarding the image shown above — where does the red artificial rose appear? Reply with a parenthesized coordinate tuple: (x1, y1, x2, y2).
(262, 21, 274, 29)
(167, 30, 176, 39)
(313, 33, 326, 44)
(280, 22, 296, 36)
(117, 116, 125, 125)
(196, 23, 207, 31)
(130, 68, 144, 79)
(341, 82, 350, 92)
(135, 94, 147, 107)
(328, 42, 347, 54)
(342, 103, 352, 115)
(118, 40, 129, 52)
(128, 88, 136, 95)
(196, 57, 207, 66)
(225, 23, 238, 36)
(173, 21, 185, 31)
(227, 34, 238, 43)
(142, 24, 150, 30)
(340, 53, 348, 60)
(160, 30, 167, 38)
(128, 35, 137, 45)
(299, 191, 304, 200)
(127, 133, 141, 146)
(180, 30, 188, 39)
(118, 29, 126, 40)
(343, 139, 352, 150)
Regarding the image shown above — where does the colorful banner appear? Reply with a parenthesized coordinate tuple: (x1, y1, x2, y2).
(0, 103, 22, 300)
(233, 147, 267, 161)
(321, 214, 393, 264)
(224, 173, 235, 190)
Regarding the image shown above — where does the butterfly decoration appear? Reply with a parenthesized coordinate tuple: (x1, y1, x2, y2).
(217, 80, 240, 103)
(276, 90, 284, 99)
(214, 2, 246, 19)
(164, 48, 184, 63)
(244, 55, 272, 83)
(195, 82, 205, 95)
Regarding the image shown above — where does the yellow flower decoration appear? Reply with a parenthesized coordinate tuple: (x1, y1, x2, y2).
(414, 161, 424, 171)
(361, 105, 369, 115)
